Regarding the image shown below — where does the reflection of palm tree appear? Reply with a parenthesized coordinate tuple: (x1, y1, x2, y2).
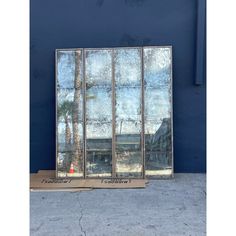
(72, 52, 98, 172)
(72, 51, 83, 171)
(58, 101, 73, 144)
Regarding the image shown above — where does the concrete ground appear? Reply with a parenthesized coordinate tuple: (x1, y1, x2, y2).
(30, 174, 206, 236)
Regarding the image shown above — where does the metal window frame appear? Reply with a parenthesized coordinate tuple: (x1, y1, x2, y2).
(55, 46, 174, 179)
(111, 49, 116, 178)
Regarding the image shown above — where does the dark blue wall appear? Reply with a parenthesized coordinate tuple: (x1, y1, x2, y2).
(30, 0, 206, 173)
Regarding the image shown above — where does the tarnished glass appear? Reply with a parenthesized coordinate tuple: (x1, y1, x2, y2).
(56, 47, 173, 179)
(143, 47, 173, 177)
(85, 49, 113, 177)
(114, 48, 143, 177)
(56, 50, 84, 177)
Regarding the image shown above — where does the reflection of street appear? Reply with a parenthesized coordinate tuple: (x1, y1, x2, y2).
(58, 118, 171, 176)
(145, 169, 172, 176)
(116, 151, 142, 177)
(146, 152, 171, 167)
(57, 47, 173, 178)
(57, 151, 84, 177)
(86, 150, 112, 177)
(58, 172, 83, 178)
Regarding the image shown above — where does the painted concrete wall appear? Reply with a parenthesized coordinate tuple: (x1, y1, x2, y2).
(30, 0, 206, 173)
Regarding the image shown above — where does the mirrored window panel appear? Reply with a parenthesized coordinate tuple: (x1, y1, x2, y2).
(56, 50, 84, 177)
(114, 48, 143, 177)
(56, 46, 173, 179)
(144, 47, 173, 177)
(85, 49, 113, 177)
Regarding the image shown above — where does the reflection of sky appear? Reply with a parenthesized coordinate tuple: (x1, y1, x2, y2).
(85, 50, 112, 138)
(114, 49, 142, 135)
(57, 48, 172, 138)
(115, 48, 141, 86)
(86, 86, 112, 121)
(58, 89, 74, 105)
(58, 122, 83, 143)
(57, 51, 75, 88)
(145, 88, 171, 118)
(86, 50, 112, 85)
(87, 123, 112, 139)
(116, 87, 141, 120)
(144, 48, 171, 134)
(144, 48, 171, 72)
(145, 70, 171, 88)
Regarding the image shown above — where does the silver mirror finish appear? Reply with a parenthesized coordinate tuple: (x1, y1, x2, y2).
(85, 49, 113, 177)
(144, 47, 173, 177)
(56, 50, 84, 177)
(114, 48, 143, 177)
(56, 46, 173, 179)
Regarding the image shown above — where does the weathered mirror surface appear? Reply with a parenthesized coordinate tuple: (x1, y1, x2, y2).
(56, 50, 84, 177)
(85, 49, 113, 177)
(114, 48, 142, 177)
(143, 48, 173, 177)
(56, 47, 173, 178)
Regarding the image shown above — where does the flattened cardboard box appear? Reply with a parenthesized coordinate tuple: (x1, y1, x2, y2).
(30, 170, 147, 190)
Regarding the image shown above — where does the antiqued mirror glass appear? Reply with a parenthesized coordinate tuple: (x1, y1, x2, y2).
(143, 47, 173, 177)
(56, 50, 84, 177)
(85, 49, 112, 177)
(114, 48, 143, 177)
(56, 46, 173, 178)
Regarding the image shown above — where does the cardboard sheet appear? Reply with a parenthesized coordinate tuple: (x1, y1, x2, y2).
(30, 170, 147, 190)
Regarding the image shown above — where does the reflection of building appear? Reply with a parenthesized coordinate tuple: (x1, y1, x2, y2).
(57, 46, 173, 178)
(58, 118, 172, 173)
(149, 118, 171, 151)
(145, 118, 172, 168)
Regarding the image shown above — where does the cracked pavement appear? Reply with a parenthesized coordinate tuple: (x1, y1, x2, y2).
(77, 192, 86, 236)
(30, 174, 206, 236)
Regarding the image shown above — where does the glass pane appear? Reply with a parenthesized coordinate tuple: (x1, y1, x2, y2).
(114, 48, 143, 177)
(56, 50, 84, 177)
(144, 47, 173, 177)
(85, 49, 112, 177)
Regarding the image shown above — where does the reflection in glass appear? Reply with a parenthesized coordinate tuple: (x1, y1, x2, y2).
(144, 47, 172, 177)
(85, 49, 112, 177)
(56, 47, 173, 179)
(114, 48, 143, 177)
(57, 50, 84, 177)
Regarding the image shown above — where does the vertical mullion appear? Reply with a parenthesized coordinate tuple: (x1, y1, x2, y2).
(82, 49, 86, 179)
(55, 50, 58, 178)
(141, 47, 145, 179)
(112, 49, 116, 178)
(170, 47, 174, 177)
